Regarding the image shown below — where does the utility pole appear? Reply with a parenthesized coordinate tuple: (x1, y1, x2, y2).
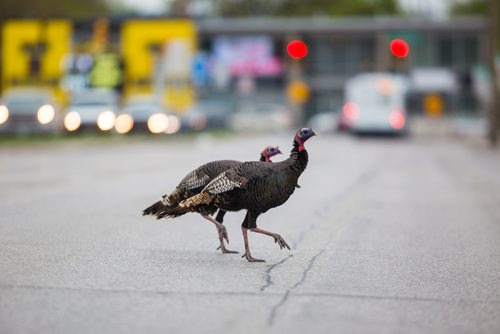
(488, 0, 499, 146)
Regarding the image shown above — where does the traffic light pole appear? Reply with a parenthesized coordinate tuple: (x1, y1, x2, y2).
(488, 0, 499, 146)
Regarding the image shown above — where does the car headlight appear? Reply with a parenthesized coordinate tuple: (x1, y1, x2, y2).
(188, 113, 207, 131)
(115, 114, 134, 134)
(147, 113, 169, 134)
(97, 111, 116, 131)
(0, 105, 8, 125)
(165, 115, 181, 134)
(37, 104, 55, 125)
(64, 111, 81, 132)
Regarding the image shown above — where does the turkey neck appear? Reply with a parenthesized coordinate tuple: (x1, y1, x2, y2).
(277, 140, 309, 177)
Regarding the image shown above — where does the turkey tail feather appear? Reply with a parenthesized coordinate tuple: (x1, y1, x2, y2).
(179, 192, 214, 209)
(142, 200, 190, 219)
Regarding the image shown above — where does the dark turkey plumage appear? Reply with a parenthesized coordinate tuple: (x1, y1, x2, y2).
(179, 128, 316, 262)
(142, 145, 282, 254)
(142, 159, 242, 219)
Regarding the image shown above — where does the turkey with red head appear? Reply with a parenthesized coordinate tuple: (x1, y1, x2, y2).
(180, 128, 316, 261)
(142, 145, 282, 253)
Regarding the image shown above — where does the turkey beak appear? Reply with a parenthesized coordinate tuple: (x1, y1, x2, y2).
(277, 148, 283, 154)
(312, 131, 318, 136)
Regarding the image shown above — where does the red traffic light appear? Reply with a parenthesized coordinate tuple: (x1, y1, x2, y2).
(287, 40, 308, 59)
(390, 39, 409, 58)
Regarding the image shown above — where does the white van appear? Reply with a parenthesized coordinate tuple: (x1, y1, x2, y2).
(341, 73, 409, 134)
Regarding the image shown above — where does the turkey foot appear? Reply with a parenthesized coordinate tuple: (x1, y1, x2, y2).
(216, 224, 229, 244)
(273, 234, 290, 250)
(216, 245, 239, 254)
(249, 227, 291, 251)
(215, 222, 236, 253)
(242, 252, 266, 262)
(201, 214, 234, 253)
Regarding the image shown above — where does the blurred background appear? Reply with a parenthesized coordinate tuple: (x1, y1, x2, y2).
(2, 3, 500, 332)
(0, 0, 497, 141)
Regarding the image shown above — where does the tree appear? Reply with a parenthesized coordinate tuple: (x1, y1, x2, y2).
(215, 0, 402, 17)
(450, 0, 486, 16)
(0, 0, 109, 21)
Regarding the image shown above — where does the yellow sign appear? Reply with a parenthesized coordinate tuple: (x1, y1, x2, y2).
(1, 19, 72, 103)
(287, 80, 310, 104)
(121, 20, 196, 113)
(424, 93, 444, 117)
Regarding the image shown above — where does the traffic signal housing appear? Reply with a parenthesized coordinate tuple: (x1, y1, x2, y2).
(287, 40, 308, 59)
(390, 38, 410, 58)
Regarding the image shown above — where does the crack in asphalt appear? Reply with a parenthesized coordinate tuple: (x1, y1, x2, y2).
(267, 248, 325, 326)
(262, 168, 378, 326)
(260, 254, 294, 292)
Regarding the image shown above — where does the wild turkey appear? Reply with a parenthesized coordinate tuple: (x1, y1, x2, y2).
(142, 145, 282, 253)
(179, 128, 316, 262)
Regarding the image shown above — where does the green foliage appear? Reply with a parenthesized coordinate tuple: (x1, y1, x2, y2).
(215, 0, 402, 17)
(450, 0, 486, 16)
(0, 0, 109, 20)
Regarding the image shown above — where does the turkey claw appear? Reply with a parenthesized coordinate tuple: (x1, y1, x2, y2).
(273, 234, 290, 250)
(216, 245, 238, 254)
(242, 253, 266, 262)
(217, 224, 229, 244)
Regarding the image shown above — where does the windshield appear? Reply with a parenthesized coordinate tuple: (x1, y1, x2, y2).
(346, 75, 406, 107)
(6, 96, 47, 106)
(72, 92, 116, 106)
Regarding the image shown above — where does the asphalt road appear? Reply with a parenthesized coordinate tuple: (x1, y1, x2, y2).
(1, 131, 500, 334)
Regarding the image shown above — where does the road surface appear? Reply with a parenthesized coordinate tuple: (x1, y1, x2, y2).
(1, 132, 500, 333)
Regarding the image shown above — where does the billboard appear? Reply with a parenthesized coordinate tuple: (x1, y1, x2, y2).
(1, 20, 72, 103)
(121, 20, 196, 113)
(212, 36, 283, 77)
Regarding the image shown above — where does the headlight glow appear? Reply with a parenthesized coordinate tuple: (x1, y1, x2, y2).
(188, 113, 207, 131)
(97, 111, 116, 131)
(115, 114, 134, 134)
(37, 104, 55, 125)
(0, 105, 8, 124)
(165, 115, 181, 134)
(147, 113, 169, 134)
(64, 111, 81, 132)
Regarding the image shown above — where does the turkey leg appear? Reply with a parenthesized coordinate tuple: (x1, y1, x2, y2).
(201, 214, 238, 254)
(249, 227, 290, 250)
(241, 227, 266, 262)
(240, 211, 266, 262)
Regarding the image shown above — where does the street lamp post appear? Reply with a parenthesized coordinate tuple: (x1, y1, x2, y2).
(488, 0, 500, 146)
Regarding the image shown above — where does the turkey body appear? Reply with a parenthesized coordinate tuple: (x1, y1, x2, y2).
(211, 151, 307, 214)
(178, 127, 315, 262)
(182, 144, 308, 218)
(142, 145, 283, 255)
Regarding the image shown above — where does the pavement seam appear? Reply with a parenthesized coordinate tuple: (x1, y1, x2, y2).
(2, 284, 499, 304)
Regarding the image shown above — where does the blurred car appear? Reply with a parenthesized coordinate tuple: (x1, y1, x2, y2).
(230, 102, 292, 132)
(115, 95, 180, 134)
(341, 73, 409, 135)
(181, 96, 234, 132)
(0, 88, 62, 134)
(63, 89, 118, 132)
